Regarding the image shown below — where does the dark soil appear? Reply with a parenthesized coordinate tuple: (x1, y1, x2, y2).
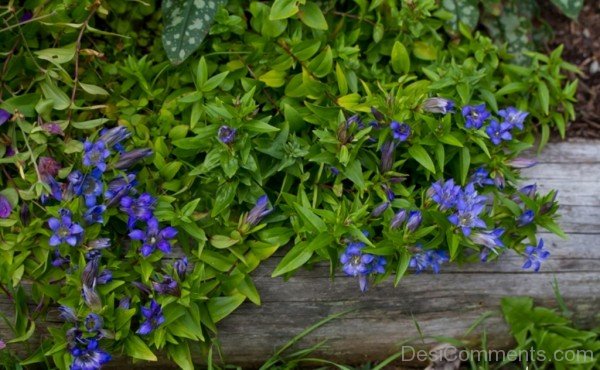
(541, 0, 600, 138)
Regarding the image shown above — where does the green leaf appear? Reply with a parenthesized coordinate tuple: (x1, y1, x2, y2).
(210, 235, 239, 249)
(272, 233, 332, 277)
(459, 147, 470, 186)
(211, 181, 238, 217)
(79, 82, 109, 96)
(35, 44, 76, 65)
(341, 160, 366, 190)
(162, 0, 227, 64)
(408, 145, 436, 173)
(495, 82, 527, 96)
(169, 342, 193, 370)
(259, 69, 287, 88)
(293, 203, 327, 232)
(394, 249, 411, 287)
(391, 41, 410, 74)
(40, 79, 70, 110)
(298, 2, 328, 30)
(549, 0, 583, 19)
(269, 0, 299, 20)
(413, 41, 437, 61)
(125, 335, 158, 362)
(72, 118, 109, 130)
(308, 46, 333, 78)
(538, 81, 550, 115)
(207, 294, 246, 322)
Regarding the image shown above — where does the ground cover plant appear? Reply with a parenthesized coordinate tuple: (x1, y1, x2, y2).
(0, 0, 579, 368)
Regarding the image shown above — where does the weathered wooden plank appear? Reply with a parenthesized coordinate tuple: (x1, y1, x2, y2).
(1, 141, 599, 369)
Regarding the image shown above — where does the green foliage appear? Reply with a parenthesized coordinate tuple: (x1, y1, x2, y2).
(0, 0, 578, 368)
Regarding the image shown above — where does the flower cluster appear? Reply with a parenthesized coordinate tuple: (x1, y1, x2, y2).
(59, 307, 111, 370)
(461, 104, 528, 146)
(340, 237, 386, 292)
(409, 245, 449, 274)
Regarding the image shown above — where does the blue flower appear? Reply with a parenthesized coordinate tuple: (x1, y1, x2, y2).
(448, 197, 486, 236)
(174, 257, 188, 280)
(498, 107, 528, 130)
(82, 140, 110, 172)
(519, 184, 537, 198)
(462, 104, 490, 129)
(218, 125, 237, 144)
(0, 195, 11, 218)
(84, 313, 103, 332)
(0, 109, 11, 125)
(390, 209, 407, 229)
(340, 241, 386, 292)
(114, 149, 153, 170)
(152, 275, 180, 296)
(390, 121, 411, 141)
(518, 210, 535, 226)
(406, 210, 422, 232)
(370, 202, 389, 217)
(422, 97, 454, 114)
(70, 338, 111, 370)
(430, 179, 461, 211)
(244, 195, 272, 227)
(380, 140, 396, 172)
(137, 299, 165, 335)
(84, 205, 106, 225)
(458, 183, 487, 210)
(105, 174, 137, 207)
(120, 193, 156, 228)
(58, 305, 78, 323)
(129, 217, 178, 257)
(48, 209, 84, 246)
(99, 126, 131, 148)
(522, 239, 550, 272)
(52, 250, 71, 269)
(507, 157, 537, 169)
(68, 170, 103, 207)
(470, 167, 495, 187)
(409, 246, 448, 274)
(88, 238, 111, 250)
(485, 120, 512, 145)
(470, 228, 505, 261)
(329, 166, 340, 176)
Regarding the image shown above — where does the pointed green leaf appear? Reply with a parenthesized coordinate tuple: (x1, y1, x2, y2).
(408, 145, 436, 173)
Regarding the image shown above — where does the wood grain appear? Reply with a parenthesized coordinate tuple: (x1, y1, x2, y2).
(2, 141, 600, 369)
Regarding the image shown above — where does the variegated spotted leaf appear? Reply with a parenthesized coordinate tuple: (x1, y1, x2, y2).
(162, 0, 228, 64)
(549, 0, 583, 20)
(442, 0, 480, 31)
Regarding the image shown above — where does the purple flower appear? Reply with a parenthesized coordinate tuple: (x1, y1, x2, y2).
(96, 269, 112, 285)
(0, 196, 11, 218)
(448, 198, 486, 236)
(430, 179, 461, 211)
(82, 284, 101, 310)
(405, 210, 422, 232)
(84, 205, 106, 224)
(48, 209, 84, 246)
(371, 107, 385, 121)
(390, 121, 410, 142)
(70, 338, 111, 370)
(52, 250, 71, 268)
(244, 195, 272, 227)
(470, 228, 505, 261)
(409, 246, 448, 274)
(114, 149, 153, 170)
(518, 210, 535, 226)
(174, 257, 188, 280)
(380, 140, 396, 172)
(422, 97, 454, 114)
(129, 217, 178, 257)
(390, 209, 407, 229)
(458, 183, 487, 210)
(82, 140, 110, 172)
(84, 313, 103, 332)
(218, 125, 237, 144)
(470, 167, 495, 187)
(20, 11, 33, 23)
(118, 297, 131, 309)
(507, 157, 537, 169)
(0, 109, 11, 125)
(88, 238, 110, 250)
(38, 157, 61, 181)
(40, 122, 64, 136)
(99, 126, 131, 148)
(485, 120, 512, 145)
(82, 255, 100, 289)
(330, 166, 340, 176)
(105, 174, 137, 207)
(519, 184, 537, 198)
(462, 104, 490, 129)
(58, 306, 78, 323)
(120, 193, 156, 228)
(340, 241, 386, 292)
(370, 202, 389, 217)
(137, 299, 165, 335)
(522, 239, 550, 272)
(152, 275, 180, 296)
(499, 107, 528, 130)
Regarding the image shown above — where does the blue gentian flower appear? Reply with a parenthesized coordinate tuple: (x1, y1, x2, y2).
(70, 338, 111, 370)
(48, 210, 84, 246)
(470, 228, 505, 261)
(470, 167, 495, 187)
(52, 250, 71, 268)
(96, 270, 113, 285)
(105, 174, 137, 207)
(137, 299, 165, 335)
(174, 257, 188, 280)
(519, 184, 537, 198)
(118, 297, 131, 309)
(405, 210, 422, 232)
(87, 238, 111, 250)
(448, 201, 486, 236)
(370, 202, 389, 217)
(330, 166, 340, 176)
(82, 140, 110, 172)
(41, 122, 65, 136)
(498, 107, 528, 130)
(218, 125, 237, 144)
(84, 313, 103, 332)
(371, 107, 385, 121)
(462, 104, 490, 129)
(340, 241, 386, 292)
(485, 120, 512, 145)
(458, 183, 487, 209)
(0, 109, 11, 125)
(382, 184, 395, 201)
(409, 246, 448, 274)
(522, 239, 550, 272)
(244, 195, 272, 227)
(430, 179, 462, 211)
(58, 306, 78, 323)
(380, 140, 396, 172)
(129, 217, 178, 257)
(507, 157, 537, 169)
(0, 195, 11, 218)
(422, 97, 454, 114)
(114, 148, 153, 170)
(38, 156, 61, 182)
(152, 275, 180, 296)
(84, 205, 106, 225)
(518, 210, 535, 226)
(390, 121, 410, 141)
(82, 284, 101, 310)
(99, 126, 131, 148)
(390, 209, 407, 229)
(120, 193, 156, 228)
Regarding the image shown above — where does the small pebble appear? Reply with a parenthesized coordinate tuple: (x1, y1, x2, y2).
(583, 28, 591, 38)
(590, 60, 600, 74)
